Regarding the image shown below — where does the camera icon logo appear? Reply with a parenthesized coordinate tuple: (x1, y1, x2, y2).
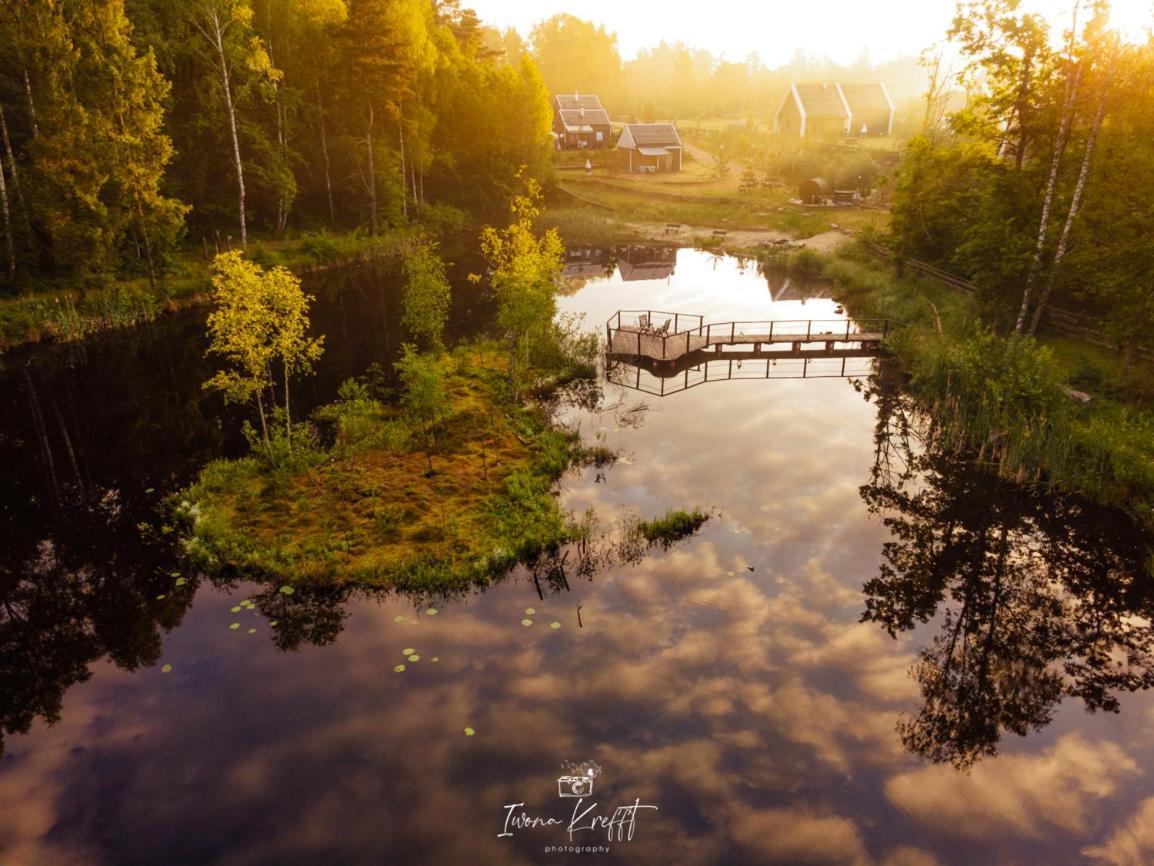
(557, 771, 595, 798)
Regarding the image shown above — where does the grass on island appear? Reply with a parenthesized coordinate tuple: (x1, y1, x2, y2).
(178, 344, 596, 591)
(798, 241, 1154, 527)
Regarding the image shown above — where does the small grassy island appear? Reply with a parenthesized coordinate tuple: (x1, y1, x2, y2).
(180, 344, 600, 590)
(177, 184, 707, 592)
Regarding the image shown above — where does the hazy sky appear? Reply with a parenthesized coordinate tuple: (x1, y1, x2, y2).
(470, 0, 1153, 64)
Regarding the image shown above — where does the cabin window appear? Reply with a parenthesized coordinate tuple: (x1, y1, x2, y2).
(596, 131, 603, 142)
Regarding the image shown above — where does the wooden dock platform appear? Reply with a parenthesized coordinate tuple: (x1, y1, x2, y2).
(606, 310, 891, 363)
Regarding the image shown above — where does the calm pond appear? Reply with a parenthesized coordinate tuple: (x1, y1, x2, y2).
(2, 248, 1153, 865)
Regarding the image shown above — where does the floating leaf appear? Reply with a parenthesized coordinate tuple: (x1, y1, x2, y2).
(426, 608, 438, 616)
(402, 648, 416, 656)
(247, 628, 256, 634)
(431, 657, 440, 663)
(145, 487, 155, 494)
(161, 664, 172, 673)
(408, 654, 420, 662)
(464, 727, 476, 736)
(726, 571, 734, 576)
(394, 664, 406, 673)
(525, 607, 536, 615)
(229, 623, 240, 630)
(269, 620, 278, 626)
(279, 585, 296, 595)
(521, 618, 533, 627)
(175, 577, 187, 587)
(230, 606, 242, 613)
(156, 594, 166, 601)
(550, 621, 562, 630)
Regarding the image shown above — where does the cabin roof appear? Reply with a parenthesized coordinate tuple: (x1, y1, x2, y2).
(554, 94, 605, 111)
(840, 83, 893, 114)
(793, 83, 851, 118)
(618, 123, 682, 148)
(558, 107, 611, 128)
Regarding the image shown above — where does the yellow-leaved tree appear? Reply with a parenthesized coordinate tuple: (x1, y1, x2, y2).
(479, 177, 563, 398)
(203, 251, 324, 455)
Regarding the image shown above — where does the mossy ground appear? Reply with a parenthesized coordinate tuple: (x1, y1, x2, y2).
(180, 345, 590, 591)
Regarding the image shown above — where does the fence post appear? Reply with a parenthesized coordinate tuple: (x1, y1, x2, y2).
(769, 320, 774, 341)
(637, 329, 641, 358)
(806, 320, 812, 341)
(686, 330, 690, 357)
(731, 322, 735, 342)
(674, 313, 680, 333)
(845, 319, 851, 341)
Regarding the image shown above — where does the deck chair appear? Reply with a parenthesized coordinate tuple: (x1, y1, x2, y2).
(638, 313, 651, 332)
(656, 319, 671, 336)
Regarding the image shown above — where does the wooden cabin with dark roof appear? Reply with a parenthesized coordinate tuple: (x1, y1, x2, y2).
(616, 123, 683, 173)
(552, 93, 612, 149)
(775, 81, 894, 138)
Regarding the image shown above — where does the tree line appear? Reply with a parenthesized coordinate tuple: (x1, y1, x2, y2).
(891, 0, 1154, 363)
(0, 0, 554, 290)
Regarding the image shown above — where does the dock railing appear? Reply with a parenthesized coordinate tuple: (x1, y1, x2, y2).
(607, 310, 891, 362)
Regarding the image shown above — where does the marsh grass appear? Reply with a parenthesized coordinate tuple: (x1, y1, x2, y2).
(810, 241, 1154, 526)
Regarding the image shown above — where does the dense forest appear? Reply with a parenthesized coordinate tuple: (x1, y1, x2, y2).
(0, 0, 555, 289)
(890, 0, 1154, 358)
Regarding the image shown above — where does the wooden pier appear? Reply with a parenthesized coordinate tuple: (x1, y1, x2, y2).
(606, 309, 891, 363)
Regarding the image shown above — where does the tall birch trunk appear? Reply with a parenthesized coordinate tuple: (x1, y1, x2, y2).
(1014, 2, 1083, 335)
(1013, 62, 1083, 333)
(398, 110, 408, 219)
(200, 7, 248, 248)
(365, 100, 378, 235)
(316, 80, 336, 224)
(0, 105, 28, 224)
(23, 70, 39, 138)
(0, 149, 14, 286)
(1026, 89, 1107, 336)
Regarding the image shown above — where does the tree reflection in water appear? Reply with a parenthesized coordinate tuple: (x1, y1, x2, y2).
(858, 362, 1154, 769)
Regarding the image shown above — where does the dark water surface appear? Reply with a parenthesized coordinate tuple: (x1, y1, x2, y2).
(2, 249, 1153, 866)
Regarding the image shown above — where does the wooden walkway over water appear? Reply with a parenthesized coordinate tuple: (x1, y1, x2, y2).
(606, 310, 891, 363)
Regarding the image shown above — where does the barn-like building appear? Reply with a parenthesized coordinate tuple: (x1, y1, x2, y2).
(774, 81, 894, 138)
(553, 94, 612, 149)
(616, 123, 683, 173)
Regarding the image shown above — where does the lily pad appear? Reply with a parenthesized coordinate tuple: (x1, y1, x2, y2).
(229, 622, 240, 630)
(426, 608, 438, 616)
(525, 607, 536, 615)
(230, 606, 242, 613)
(408, 654, 420, 662)
(402, 648, 416, 656)
(394, 615, 406, 624)
(464, 727, 476, 736)
(279, 585, 295, 595)
(247, 628, 256, 634)
(394, 664, 406, 673)
(269, 620, 278, 626)
(175, 577, 187, 587)
(156, 594, 166, 601)
(161, 664, 172, 673)
(726, 570, 735, 576)
(521, 618, 533, 627)
(431, 657, 440, 663)
(550, 621, 562, 630)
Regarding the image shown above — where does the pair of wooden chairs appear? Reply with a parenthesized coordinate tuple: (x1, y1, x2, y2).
(637, 313, 671, 336)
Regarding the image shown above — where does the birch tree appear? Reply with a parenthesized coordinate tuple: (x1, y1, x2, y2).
(190, 0, 277, 248)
